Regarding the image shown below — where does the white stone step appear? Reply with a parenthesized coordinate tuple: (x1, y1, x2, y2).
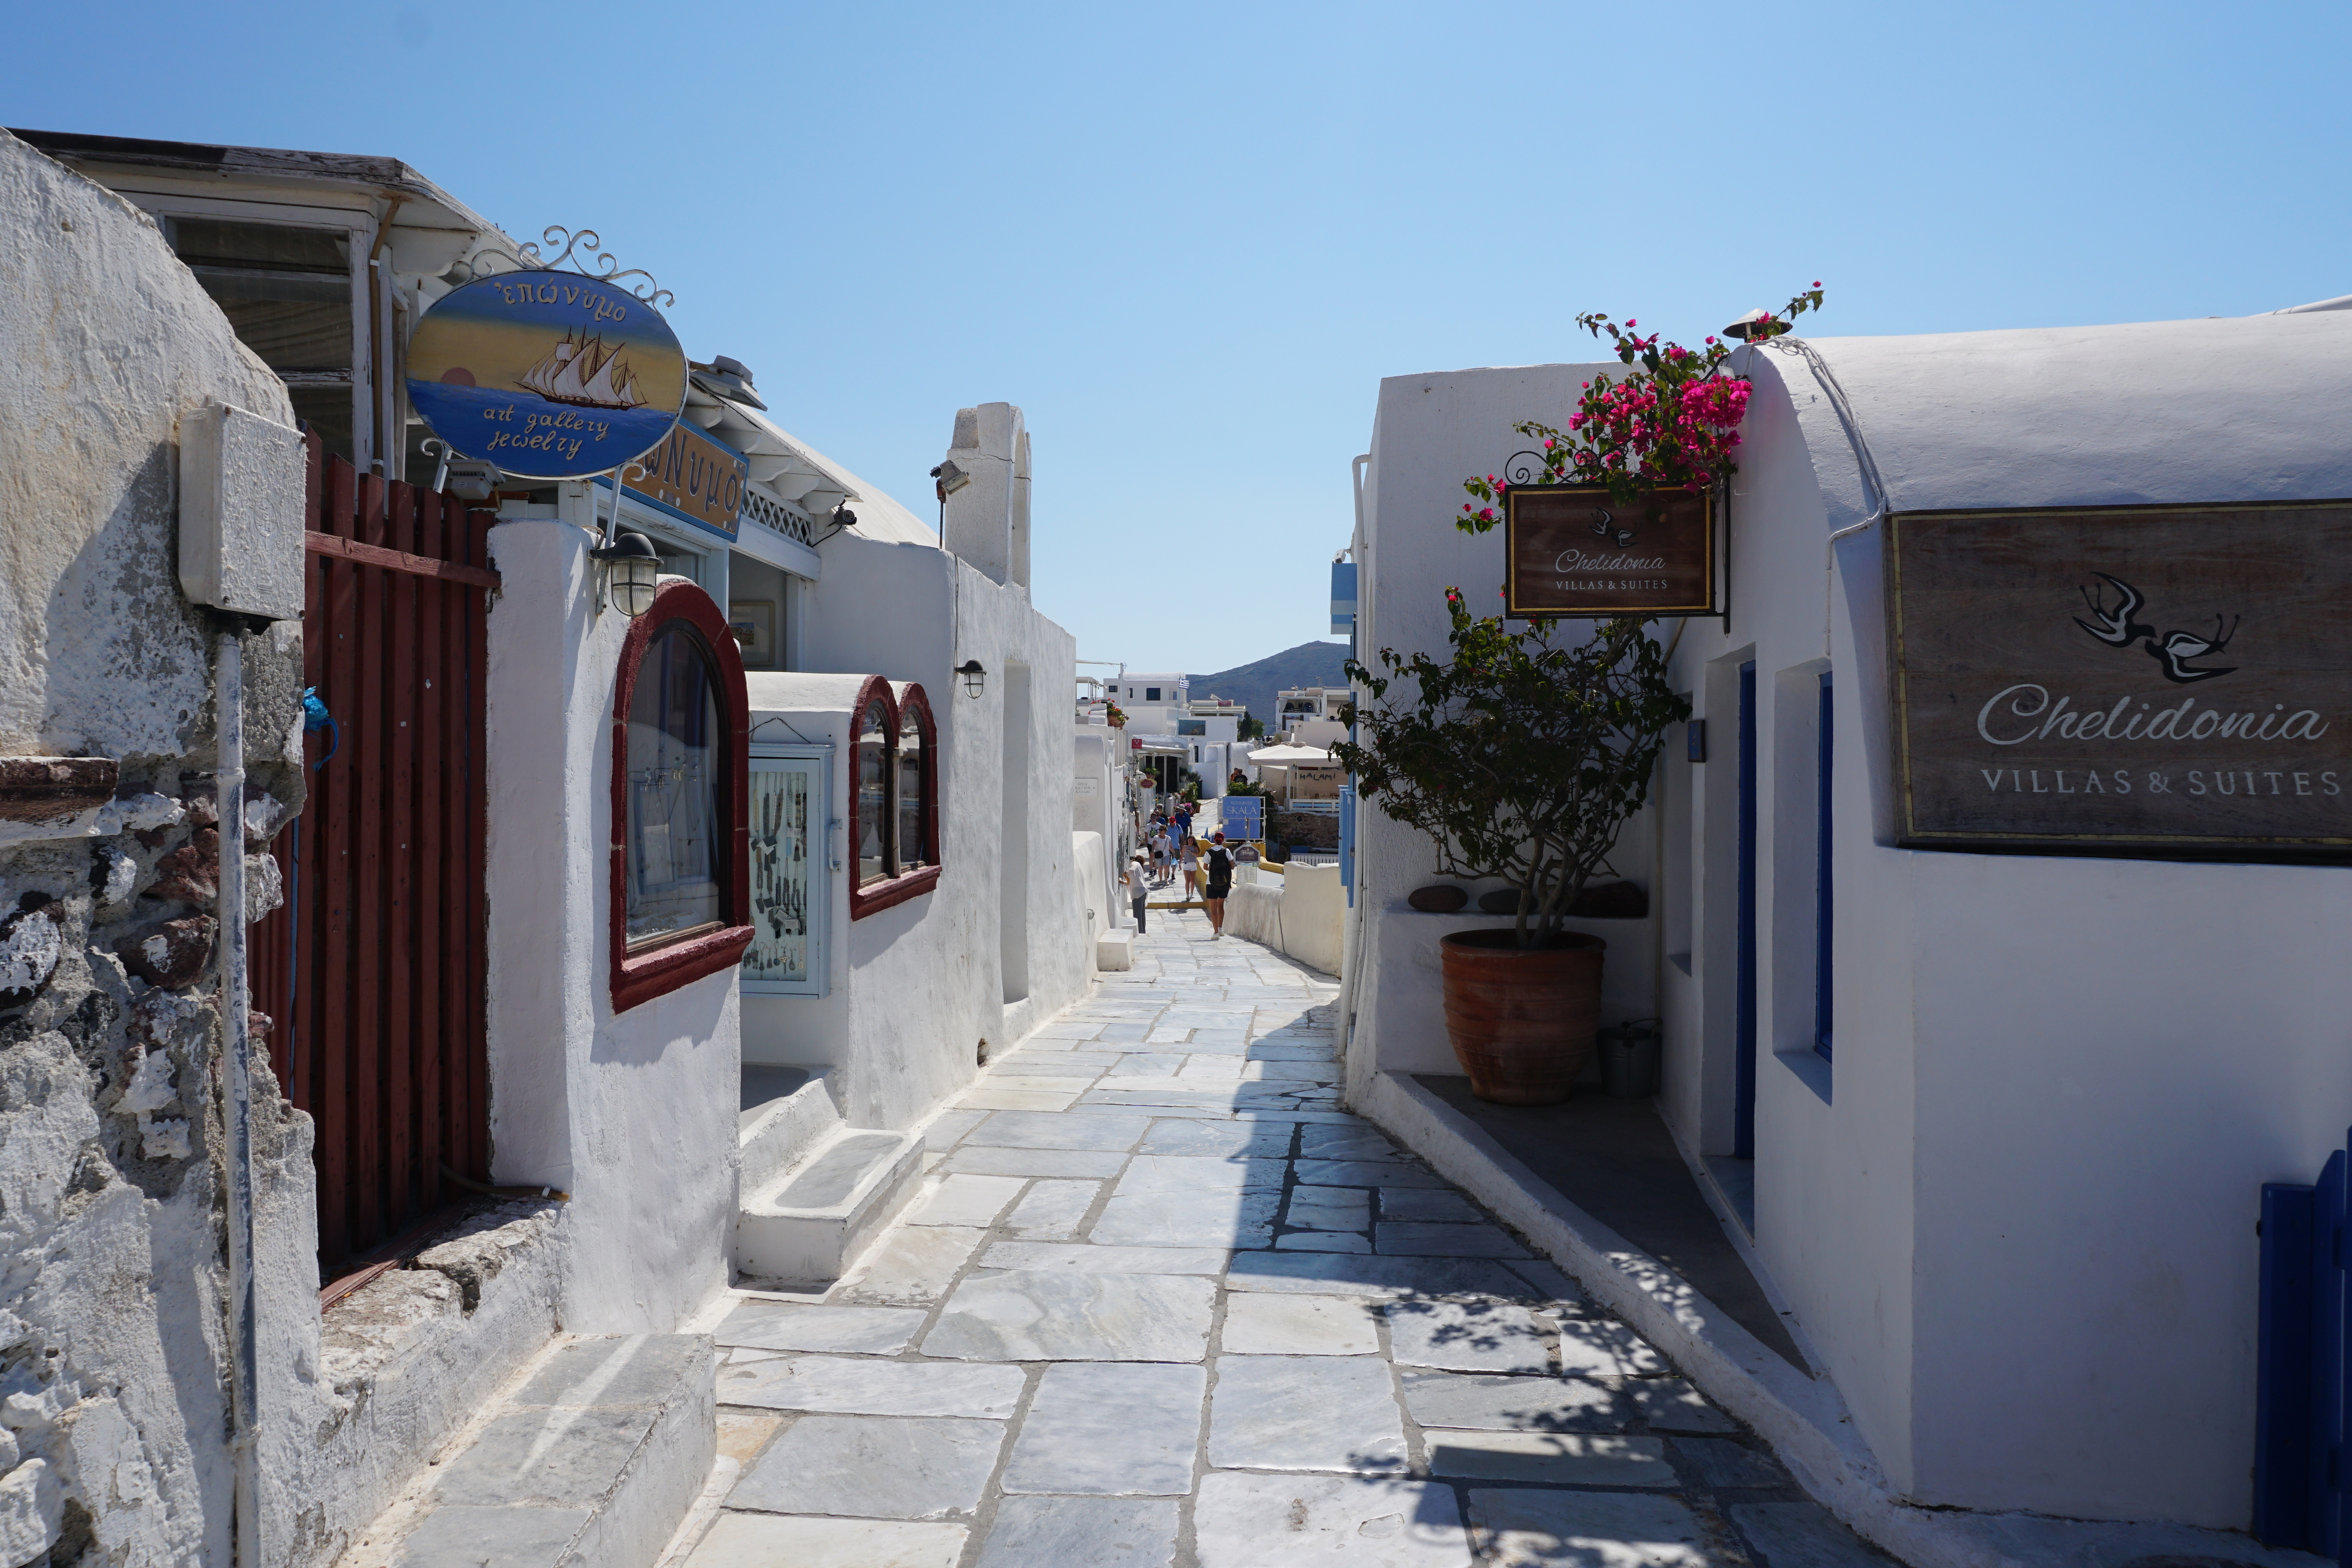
(354, 1332, 716, 1568)
(737, 1125, 925, 1287)
(1095, 928, 1135, 971)
(739, 1067, 842, 1198)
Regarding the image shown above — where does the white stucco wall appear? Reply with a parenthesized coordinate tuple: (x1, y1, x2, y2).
(485, 528, 739, 1335)
(741, 410, 1088, 1135)
(1073, 727, 1128, 928)
(1224, 862, 1345, 977)
(1680, 312, 2352, 1528)
(1343, 362, 1668, 1098)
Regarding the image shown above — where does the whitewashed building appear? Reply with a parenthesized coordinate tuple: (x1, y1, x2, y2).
(1342, 304, 2352, 1565)
(0, 126, 1090, 1566)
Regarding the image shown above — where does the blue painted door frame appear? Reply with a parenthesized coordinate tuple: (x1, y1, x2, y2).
(2257, 1138, 2352, 1557)
(1735, 661, 1758, 1159)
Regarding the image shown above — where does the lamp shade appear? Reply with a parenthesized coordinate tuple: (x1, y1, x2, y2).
(594, 531, 662, 618)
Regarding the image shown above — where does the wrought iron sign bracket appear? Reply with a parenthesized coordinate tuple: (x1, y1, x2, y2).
(459, 226, 676, 307)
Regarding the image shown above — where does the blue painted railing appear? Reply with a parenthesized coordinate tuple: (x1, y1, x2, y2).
(2257, 1138, 2352, 1555)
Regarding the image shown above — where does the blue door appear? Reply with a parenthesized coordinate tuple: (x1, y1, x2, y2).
(2256, 1138, 2352, 1556)
(1735, 661, 1758, 1159)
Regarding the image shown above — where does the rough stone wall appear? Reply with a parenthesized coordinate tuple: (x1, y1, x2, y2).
(0, 130, 308, 1566)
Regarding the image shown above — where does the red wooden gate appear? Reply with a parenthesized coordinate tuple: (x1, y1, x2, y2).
(250, 432, 499, 1279)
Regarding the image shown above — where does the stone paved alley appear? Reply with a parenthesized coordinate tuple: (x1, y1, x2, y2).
(673, 913, 1890, 1567)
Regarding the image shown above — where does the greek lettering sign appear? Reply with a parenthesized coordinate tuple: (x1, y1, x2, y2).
(1504, 486, 1716, 618)
(1889, 501, 2352, 857)
(626, 422, 747, 541)
(406, 271, 687, 481)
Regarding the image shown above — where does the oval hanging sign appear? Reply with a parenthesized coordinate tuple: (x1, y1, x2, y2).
(406, 270, 687, 482)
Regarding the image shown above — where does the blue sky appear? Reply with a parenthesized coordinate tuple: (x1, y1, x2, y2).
(11, 1, 2346, 673)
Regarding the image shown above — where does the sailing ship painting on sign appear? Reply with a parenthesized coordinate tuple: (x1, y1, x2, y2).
(407, 270, 686, 481)
(516, 330, 652, 410)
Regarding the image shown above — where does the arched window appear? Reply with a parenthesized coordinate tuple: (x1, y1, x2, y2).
(627, 629, 722, 940)
(848, 677, 941, 920)
(897, 690, 932, 873)
(611, 580, 752, 1012)
(856, 695, 891, 885)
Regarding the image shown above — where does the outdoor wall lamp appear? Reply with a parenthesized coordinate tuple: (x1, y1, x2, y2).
(591, 530, 660, 618)
(931, 460, 972, 499)
(814, 503, 861, 546)
(956, 659, 987, 698)
(1722, 308, 1792, 342)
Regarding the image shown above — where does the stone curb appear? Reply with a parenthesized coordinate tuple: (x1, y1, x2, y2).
(1359, 1069, 2326, 1568)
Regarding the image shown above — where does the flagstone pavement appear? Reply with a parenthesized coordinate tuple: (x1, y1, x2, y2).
(676, 911, 1890, 1567)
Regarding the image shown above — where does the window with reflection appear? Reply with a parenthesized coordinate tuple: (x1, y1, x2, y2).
(896, 705, 928, 873)
(857, 698, 891, 885)
(847, 681, 941, 919)
(626, 627, 723, 946)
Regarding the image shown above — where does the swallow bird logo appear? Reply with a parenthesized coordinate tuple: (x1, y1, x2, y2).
(1591, 508, 1636, 548)
(2074, 574, 2239, 684)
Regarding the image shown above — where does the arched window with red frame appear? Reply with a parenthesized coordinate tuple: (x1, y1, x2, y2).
(611, 580, 753, 1012)
(848, 677, 941, 920)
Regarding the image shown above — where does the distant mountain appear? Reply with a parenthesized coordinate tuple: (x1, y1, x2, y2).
(1188, 641, 1351, 729)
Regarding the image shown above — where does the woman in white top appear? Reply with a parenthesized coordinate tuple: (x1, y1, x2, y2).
(1124, 852, 1153, 934)
(1179, 835, 1201, 900)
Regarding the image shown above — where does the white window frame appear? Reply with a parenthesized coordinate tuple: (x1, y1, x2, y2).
(741, 743, 832, 997)
(123, 193, 377, 473)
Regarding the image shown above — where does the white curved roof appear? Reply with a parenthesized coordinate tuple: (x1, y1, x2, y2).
(1755, 310, 2352, 526)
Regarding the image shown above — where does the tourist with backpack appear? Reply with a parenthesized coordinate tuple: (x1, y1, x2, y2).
(1202, 833, 1235, 938)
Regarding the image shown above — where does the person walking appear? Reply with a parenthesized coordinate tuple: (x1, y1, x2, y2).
(1124, 851, 1152, 934)
(1202, 831, 1235, 938)
(1179, 833, 1201, 901)
(1174, 801, 1194, 845)
(1152, 826, 1172, 886)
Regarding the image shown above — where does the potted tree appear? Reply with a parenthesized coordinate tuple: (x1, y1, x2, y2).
(1335, 597, 1686, 1103)
(1335, 283, 1822, 1104)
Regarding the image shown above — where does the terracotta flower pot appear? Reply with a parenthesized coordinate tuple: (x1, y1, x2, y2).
(1439, 929, 1606, 1105)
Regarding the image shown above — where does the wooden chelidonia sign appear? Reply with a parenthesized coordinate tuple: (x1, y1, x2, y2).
(1889, 500, 2352, 858)
(1504, 485, 1716, 618)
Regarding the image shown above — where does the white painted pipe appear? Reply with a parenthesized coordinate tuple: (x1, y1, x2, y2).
(215, 629, 262, 1568)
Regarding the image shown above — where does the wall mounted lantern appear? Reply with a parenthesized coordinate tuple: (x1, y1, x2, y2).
(956, 659, 987, 698)
(814, 503, 861, 546)
(931, 460, 972, 500)
(592, 530, 661, 618)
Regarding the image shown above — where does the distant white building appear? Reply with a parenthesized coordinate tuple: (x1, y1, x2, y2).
(1275, 685, 1350, 748)
(1108, 671, 1190, 734)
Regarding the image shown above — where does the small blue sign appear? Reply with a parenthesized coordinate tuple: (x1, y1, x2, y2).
(1330, 560, 1358, 634)
(406, 271, 687, 481)
(1220, 795, 1263, 843)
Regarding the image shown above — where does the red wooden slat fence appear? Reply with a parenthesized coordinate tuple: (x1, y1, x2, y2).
(249, 431, 498, 1277)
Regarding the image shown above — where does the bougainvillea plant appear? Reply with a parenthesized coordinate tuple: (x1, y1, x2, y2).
(1458, 282, 1826, 530)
